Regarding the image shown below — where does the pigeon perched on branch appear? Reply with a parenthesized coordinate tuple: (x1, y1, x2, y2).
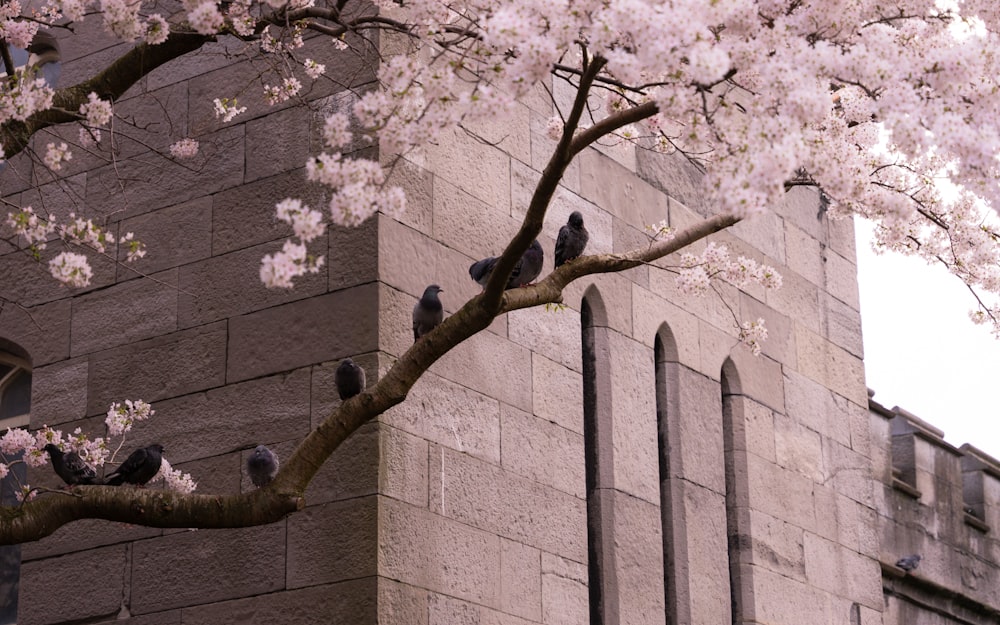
(895, 554, 921, 572)
(335, 358, 366, 400)
(469, 240, 545, 289)
(412, 285, 444, 341)
(104, 444, 164, 486)
(555, 211, 589, 267)
(44, 444, 100, 486)
(247, 445, 279, 488)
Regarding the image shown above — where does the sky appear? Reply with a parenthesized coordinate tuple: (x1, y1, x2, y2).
(854, 218, 1000, 459)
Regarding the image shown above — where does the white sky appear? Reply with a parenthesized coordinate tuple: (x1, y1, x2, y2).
(854, 217, 1000, 459)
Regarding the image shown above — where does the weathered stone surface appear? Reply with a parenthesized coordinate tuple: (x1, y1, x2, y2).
(21, 518, 161, 561)
(245, 105, 313, 182)
(428, 445, 587, 562)
(87, 322, 228, 414)
(177, 240, 327, 328)
(428, 323, 533, 413)
(740, 292, 796, 368)
(541, 556, 588, 625)
(793, 325, 868, 406)
(636, 148, 709, 215)
(785, 221, 826, 287)
(87, 126, 245, 221)
(747, 508, 806, 579)
(500, 403, 584, 498)
(731, 211, 786, 265)
(180, 578, 377, 625)
(382, 368, 501, 463)
(29, 357, 89, 426)
(825, 249, 861, 311)
(378, 578, 428, 625)
(765, 268, 821, 334)
(379, 423, 429, 508)
(19, 544, 127, 625)
(303, 421, 379, 504)
(531, 353, 583, 434)
(607, 490, 667, 625)
(379, 497, 501, 607)
(432, 168, 522, 260)
(508, 304, 582, 373)
(211, 168, 322, 255)
(821, 292, 865, 358)
(607, 330, 659, 504)
(774, 411, 824, 481)
(118, 197, 213, 277)
(666, 364, 726, 494)
(130, 523, 286, 614)
(385, 157, 434, 236)
(227, 284, 378, 382)
(747, 452, 817, 531)
(417, 124, 511, 212)
(579, 150, 669, 231)
(328, 216, 379, 292)
(71, 269, 178, 355)
(150, 366, 311, 463)
(286, 496, 377, 588)
(630, 284, 700, 363)
(499, 538, 541, 621)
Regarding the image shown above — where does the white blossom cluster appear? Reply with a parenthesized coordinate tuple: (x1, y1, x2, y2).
(7, 207, 148, 287)
(0, 400, 196, 499)
(676, 242, 782, 296)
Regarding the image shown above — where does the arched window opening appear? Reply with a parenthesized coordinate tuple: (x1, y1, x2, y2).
(582, 292, 614, 625)
(0, 349, 31, 625)
(655, 328, 679, 625)
(721, 359, 745, 625)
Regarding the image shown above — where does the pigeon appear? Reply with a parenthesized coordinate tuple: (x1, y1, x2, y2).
(247, 445, 279, 488)
(104, 443, 164, 487)
(335, 358, 366, 400)
(44, 444, 100, 486)
(468, 240, 545, 290)
(412, 284, 444, 341)
(468, 256, 498, 289)
(895, 554, 921, 572)
(554, 211, 589, 267)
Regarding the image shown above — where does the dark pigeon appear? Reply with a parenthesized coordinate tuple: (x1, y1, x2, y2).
(469, 257, 498, 289)
(555, 211, 589, 267)
(44, 443, 100, 486)
(468, 240, 545, 290)
(412, 285, 444, 341)
(335, 358, 366, 400)
(247, 445, 279, 488)
(104, 444, 164, 487)
(895, 554, 921, 572)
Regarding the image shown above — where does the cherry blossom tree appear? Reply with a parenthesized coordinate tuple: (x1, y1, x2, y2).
(2, 0, 1000, 543)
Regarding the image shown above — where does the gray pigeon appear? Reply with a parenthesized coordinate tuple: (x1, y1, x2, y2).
(44, 443, 100, 486)
(104, 444, 164, 486)
(412, 285, 444, 341)
(895, 554, 921, 572)
(335, 358, 366, 400)
(468, 240, 545, 290)
(555, 211, 589, 267)
(247, 445, 279, 488)
(468, 256, 498, 289)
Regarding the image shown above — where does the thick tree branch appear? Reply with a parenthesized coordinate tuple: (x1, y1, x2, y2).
(0, 486, 301, 544)
(0, 31, 210, 159)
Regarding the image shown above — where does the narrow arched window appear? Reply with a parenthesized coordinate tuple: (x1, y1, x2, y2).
(582, 293, 613, 625)
(0, 349, 31, 625)
(655, 329, 679, 625)
(721, 360, 746, 625)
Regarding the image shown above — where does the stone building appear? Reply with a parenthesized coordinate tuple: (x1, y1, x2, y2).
(1, 17, 999, 625)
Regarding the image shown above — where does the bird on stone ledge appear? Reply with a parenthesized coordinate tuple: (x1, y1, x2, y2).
(895, 554, 921, 573)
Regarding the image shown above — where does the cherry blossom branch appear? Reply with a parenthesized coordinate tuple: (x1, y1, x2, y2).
(1, 31, 210, 159)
